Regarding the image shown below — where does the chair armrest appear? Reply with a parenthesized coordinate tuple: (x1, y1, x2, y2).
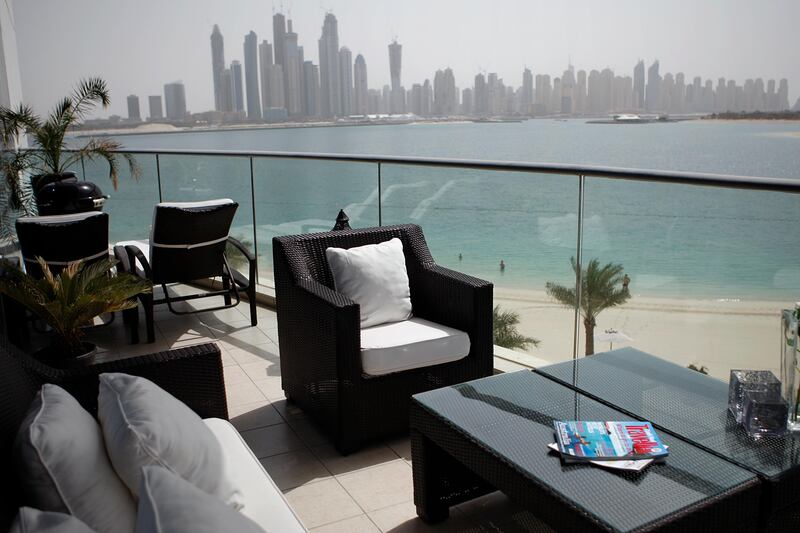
(411, 265, 493, 334)
(279, 279, 363, 380)
(226, 237, 257, 290)
(54, 343, 228, 420)
(226, 236, 256, 262)
(113, 244, 153, 281)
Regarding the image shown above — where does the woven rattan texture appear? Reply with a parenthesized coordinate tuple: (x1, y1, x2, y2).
(536, 348, 800, 524)
(273, 224, 493, 453)
(411, 371, 760, 532)
(0, 340, 227, 530)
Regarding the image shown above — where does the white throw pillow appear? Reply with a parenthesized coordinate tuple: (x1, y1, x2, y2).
(136, 466, 265, 533)
(13, 385, 136, 533)
(97, 373, 242, 509)
(9, 508, 96, 533)
(325, 237, 412, 328)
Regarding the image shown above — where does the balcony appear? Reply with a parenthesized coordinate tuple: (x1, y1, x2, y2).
(12, 149, 800, 531)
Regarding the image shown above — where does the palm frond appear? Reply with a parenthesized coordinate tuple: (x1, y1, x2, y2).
(0, 104, 42, 145)
(70, 77, 111, 121)
(492, 305, 540, 350)
(62, 138, 123, 189)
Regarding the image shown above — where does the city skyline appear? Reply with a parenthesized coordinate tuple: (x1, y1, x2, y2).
(11, 0, 800, 118)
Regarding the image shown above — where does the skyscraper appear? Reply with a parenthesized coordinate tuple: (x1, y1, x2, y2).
(388, 40, 402, 113)
(339, 47, 353, 116)
(163, 82, 186, 120)
(273, 12, 286, 73)
(318, 13, 341, 117)
(268, 64, 285, 108)
(210, 25, 225, 111)
(645, 60, 660, 112)
(633, 60, 645, 110)
(474, 73, 487, 116)
(259, 40, 274, 114)
(353, 54, 368, 115)
(243, 31, 261, 120)
(230, 60, 244, 112)
(576, 70, 587, 113)
(521, 68, 533, 114)
(303, 61, 320, 117)
(126, 95, 140, 121)
(283, 20, 303, 116)
(778, 79, 790, 110)
(148, 95, 162, 120)
(220, 68, 233, 111)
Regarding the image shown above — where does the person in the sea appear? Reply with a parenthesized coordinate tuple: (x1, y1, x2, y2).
(622, 274, 630, 290)
(458, 253, 462, 261)
(499, 259, 505, 272)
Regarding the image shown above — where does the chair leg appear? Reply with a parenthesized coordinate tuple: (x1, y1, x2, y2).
(248, 284, 257, 326)
(222, 275, 232, 307)
(143, 294, 155, 344)
(123, 307, 140, 344)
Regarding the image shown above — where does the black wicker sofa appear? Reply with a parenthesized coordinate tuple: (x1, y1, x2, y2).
(0, 341, 228, 530)
(273, 224, 494, 454)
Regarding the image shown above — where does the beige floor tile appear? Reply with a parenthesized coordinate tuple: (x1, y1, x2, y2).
(228, 401, 283, 431)
(223, 365, 252, 386)
(252, 376, 287, 401)
(311, 514, 380, 533)
(239, 423, 304, 458)
(284, 479, 363, 529)
(312, 444, 399, 476)
(225, 379, 267, 407)
(211, 324, 272, 345)
(337, 460, 413, 513)
(211, 335, 274, 354)
(367, 500, 468, 532)
(260, 449, 331, 490)
(239, 358, 281, 381)
(221, 351, 237, 367)
(386, 436, 412, 461)
(287, 418, 332, 447)
(226, 343, 280, 364)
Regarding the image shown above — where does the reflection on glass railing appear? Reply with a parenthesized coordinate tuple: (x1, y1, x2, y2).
(578, 177, 800, 381)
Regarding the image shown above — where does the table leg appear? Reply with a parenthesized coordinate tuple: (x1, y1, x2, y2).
(411, 428, 450, 523)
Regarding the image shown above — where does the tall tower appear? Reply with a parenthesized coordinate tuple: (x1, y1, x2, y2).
(273, 12, 286, 72)
(576, 70, 587, 114)
(259, 40, 273, 113)
(353, 54, 368, 115)
(633, 60, 645, 110)
(304, 61, 320, 117)
(645, 60, 660, 112)
(230, 60, 244, 112)
(521, 68, 533, 114)
(388, 39, 402, 113)
(210, 25, 225, 111)
(318, 13, 341, 117)
(283, 20, 303, 116)
(163, 82, 186, 120)
(126, 95, 141, 121)
(148, 95, 163, 120)
(243, 31, 261, 120)
(339, 47, 353, 116)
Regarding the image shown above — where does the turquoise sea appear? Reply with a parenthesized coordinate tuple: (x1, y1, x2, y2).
(84, 119, 800, 302)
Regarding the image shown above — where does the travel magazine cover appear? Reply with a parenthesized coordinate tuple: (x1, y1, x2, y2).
(553, 421, 669, 463)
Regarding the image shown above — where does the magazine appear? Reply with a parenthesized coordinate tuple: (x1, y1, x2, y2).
(546, 443, 654, 472)
(553, 421, 669, 462)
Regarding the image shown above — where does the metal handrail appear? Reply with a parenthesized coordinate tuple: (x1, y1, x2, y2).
(63, 148, 800, 193)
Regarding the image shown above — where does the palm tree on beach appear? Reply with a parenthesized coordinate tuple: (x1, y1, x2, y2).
(546, 257, 630, 356)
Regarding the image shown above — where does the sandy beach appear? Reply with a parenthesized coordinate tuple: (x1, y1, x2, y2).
(494, 286, 787, 380)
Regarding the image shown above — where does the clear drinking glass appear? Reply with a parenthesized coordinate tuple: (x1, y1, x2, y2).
(728, 369, 782, 424)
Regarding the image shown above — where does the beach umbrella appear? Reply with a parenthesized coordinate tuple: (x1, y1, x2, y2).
(594, 328, 633, 350)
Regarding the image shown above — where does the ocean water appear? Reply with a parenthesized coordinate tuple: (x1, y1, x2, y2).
(80, 119, 800, 302)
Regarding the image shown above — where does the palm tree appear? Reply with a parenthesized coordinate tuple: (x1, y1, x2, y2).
(545, 257, 630, 356)
(0, 77, 139, 192)
(0, 257, 151, 357)
(493, 305, 540, 350)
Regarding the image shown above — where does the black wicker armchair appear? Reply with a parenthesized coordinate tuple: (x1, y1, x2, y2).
(0, 341, 227, 530)
(273, 224, 493, 454)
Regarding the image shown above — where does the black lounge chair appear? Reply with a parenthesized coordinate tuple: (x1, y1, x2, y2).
(114, 199, 257, 344)
(15, 212, 110, 278)
(273, 224, 493, 454)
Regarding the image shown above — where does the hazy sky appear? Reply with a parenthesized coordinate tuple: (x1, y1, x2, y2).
(12, 0, 800, 118)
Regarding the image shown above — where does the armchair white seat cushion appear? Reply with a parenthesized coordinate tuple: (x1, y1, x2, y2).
(203, 418, 306, 532)
(360, 317, 470, 376)
(9, 508, 96, 533)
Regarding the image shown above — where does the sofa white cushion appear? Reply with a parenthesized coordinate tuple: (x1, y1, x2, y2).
(136, 466, 264, 533)
(97, 373, 241, 508)
(203, 418, 307, 532)
(326, 237, 412, 328)
(13, 384, 136, 533)
(9, 507, 96, 533)
(360, 317, 470, 376)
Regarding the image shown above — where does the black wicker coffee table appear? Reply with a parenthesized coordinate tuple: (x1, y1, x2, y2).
(537, 348, 800, 531)
(410, 371, 760, 532)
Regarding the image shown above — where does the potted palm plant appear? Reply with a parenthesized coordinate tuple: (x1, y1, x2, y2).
(0, 77, 140, 215)
(0, 257, 151, 359)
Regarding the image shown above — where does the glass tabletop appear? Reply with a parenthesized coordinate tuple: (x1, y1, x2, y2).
(413, 370, 757, 532)
(536, 348, 800, 481)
